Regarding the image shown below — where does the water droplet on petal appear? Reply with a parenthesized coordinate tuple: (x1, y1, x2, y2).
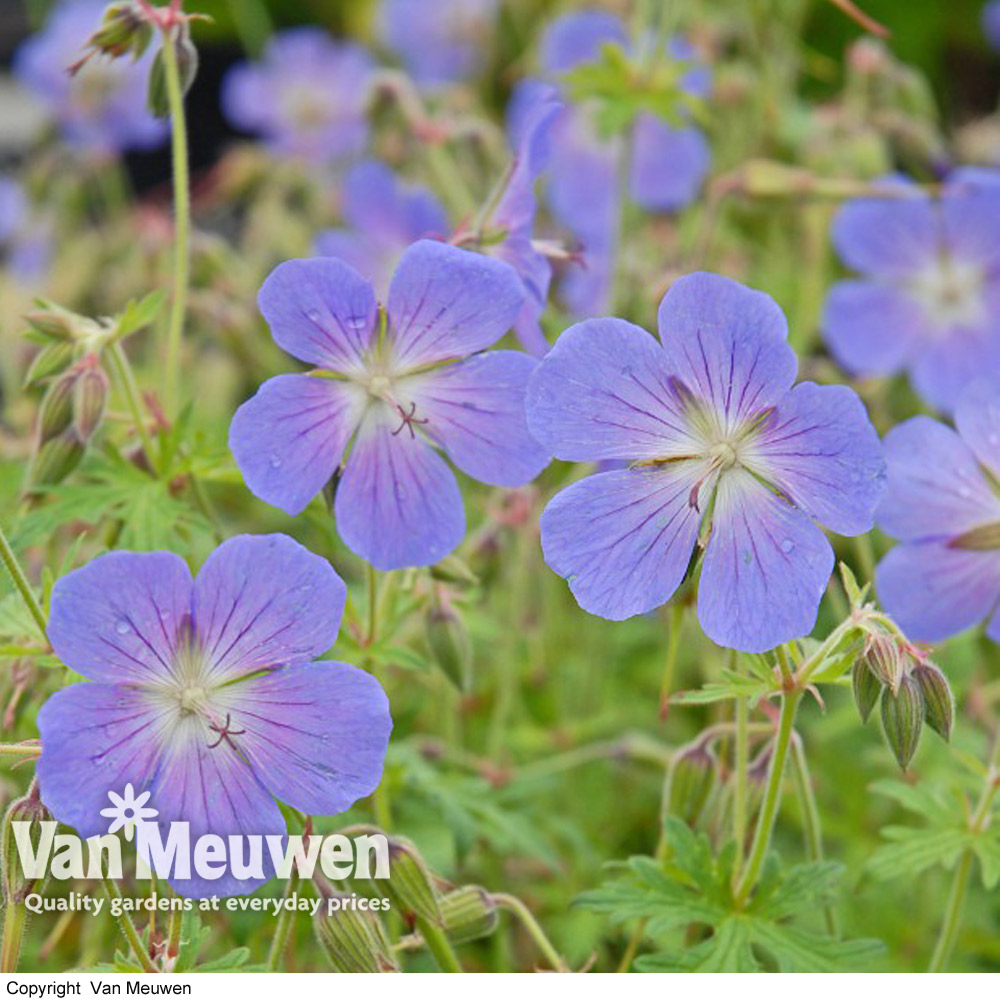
(780, 538, 795, 554)
(306, 308, 322, 323)
(269, 455, 282, 469)
(346, 314, 367, 330)
(115, 619, 131, 635)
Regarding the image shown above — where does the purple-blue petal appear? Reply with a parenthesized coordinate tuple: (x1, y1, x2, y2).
(876, 416, 1000, 542)
(526, 316, 698, 462)
(217, 660, 392, 816)
(335, 411, 465, 569)
(47, 552, 193, 684)
(630, 115, 710, 212)
(405, 350, 550, 486)
(258, 258, 378, 373)
(193, 534, 347, 683)
(540, 9, 627, 73)
(821, 279, 926, 377)
(656, 272, 796, 430)
(539, 464, 705, 620)
(985, 0, 1000, 50)
(699, 470, 834, 653)
(876, 543, 1000, 643)
(747, 381, 886, 536)
(954, 378, 1000, 481)
(830, 177, 939, 279)
(230, 373, 366, 516)
(386, 240, 524, 368)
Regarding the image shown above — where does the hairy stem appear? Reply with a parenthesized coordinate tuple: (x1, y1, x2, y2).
(161, 28, 192, 417)
(266, 873, 301, 971)
(0, 527, 47, 636)
(735, 685, 802, 906)
(108, 342, 158, 471)
(415, 915, 463, 972)
(491, 893, 564, 971)
(0, 903, 27, 973)
(103, 875, 157, 972)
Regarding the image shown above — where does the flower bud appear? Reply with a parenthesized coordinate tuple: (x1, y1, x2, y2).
(439, 886, 498, 945)
(148, 25, 199, 118)
(2, 781, 51, 904)
(72, 365, 109, 442)
(23, 341, 74, 389)
(24, 307, 76, 342)
(37, 373, 77, 443)
(86, 2, 153, 62)
(880, 674, 924, 771)
(380, 837, 441, 925)
(913, 661, 954, 742)
(862, 634, 904, 693)
(314, 895, 397, 973)
(851, 657, 882, 723)
(27, 431, 85, 492)
(664, 742, 716, 827)
(424, 598, 473, 692)
(429, 554, 479, 588)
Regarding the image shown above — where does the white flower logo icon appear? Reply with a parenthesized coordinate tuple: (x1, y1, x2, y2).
(100, 783, 158, 842)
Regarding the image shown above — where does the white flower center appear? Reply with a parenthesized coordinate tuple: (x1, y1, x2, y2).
(909, 256, 985, 329)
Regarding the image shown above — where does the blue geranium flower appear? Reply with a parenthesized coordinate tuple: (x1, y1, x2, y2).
(230, 241, 550, 570)
(526, 272, 885, 653)
(314, 159, 448, 299)
(379, 0, 498, 89)
(37, 534, 392, 898)
(222, 28, 373, 163)
(13, 0, 165, 157)
(508, 9, 712, 317)
(822, 170, 1000, 412)
(876, 379, 1000, 643)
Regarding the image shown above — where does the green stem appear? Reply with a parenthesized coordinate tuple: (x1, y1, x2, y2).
(161, 28, 191, 417)
(108, 342, 158, 471)
(0, 903, 27, 972)
(425, 143, 477, 219)
(0, 526, 47, 636)
(103, 875, 157, 972)
(791, 736, 838, 936)
(267, 873, 300, 971)
(735, 685, 803, 906)
(928, 736, 1000, 972)
(166, 906, 182, 960)
(733, 651, 749, 874)
(491, 893, 564, 971)
(0, 744, 42, 760)
(416, 915, 463, 972)
(658, 602, 684, 715)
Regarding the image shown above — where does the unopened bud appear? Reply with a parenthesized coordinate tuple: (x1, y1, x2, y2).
(72, 365, 109, 442)
(24, 307, 76, 342)
(439, 886, 498, 944)
(851, 658, 882, 723)
(429, 554, 479, 588)
(2, 781, 51, 903)
(913, 661, 954, 742)
(425, 598, 473, 692)
(664, 742, 716, 826)
(86, 2, 152, 62)
(314, 895, 397, 973)
(862, 634, 904, 693)
(27, 431, 85, 492)
(880, 674, 924, 771)
(148, 25, 199, 118)
(37, 373, 77, 443)
(23, 341, 74, 388)
(381, 837, 440, 924)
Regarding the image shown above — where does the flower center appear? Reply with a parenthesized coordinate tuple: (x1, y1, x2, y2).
(709, 440, 740, 471)
(910, 256, 985, 329)
(178, 684, 208, 714)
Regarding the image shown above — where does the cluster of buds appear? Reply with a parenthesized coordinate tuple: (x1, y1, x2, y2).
(315, 833, 500, 972)
(1, 780, 51, 906)
(71, 1, 153, 71)
(24, 305, 111, 493)
(852, 632, 954, 770)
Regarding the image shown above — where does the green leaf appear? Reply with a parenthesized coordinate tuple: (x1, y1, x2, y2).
(580, 820, 882, 973)
(114, 290, 166, 341)
(671, 668, 777, 707)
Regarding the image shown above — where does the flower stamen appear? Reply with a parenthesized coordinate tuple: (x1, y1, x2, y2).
(391, 401, 429, 439)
